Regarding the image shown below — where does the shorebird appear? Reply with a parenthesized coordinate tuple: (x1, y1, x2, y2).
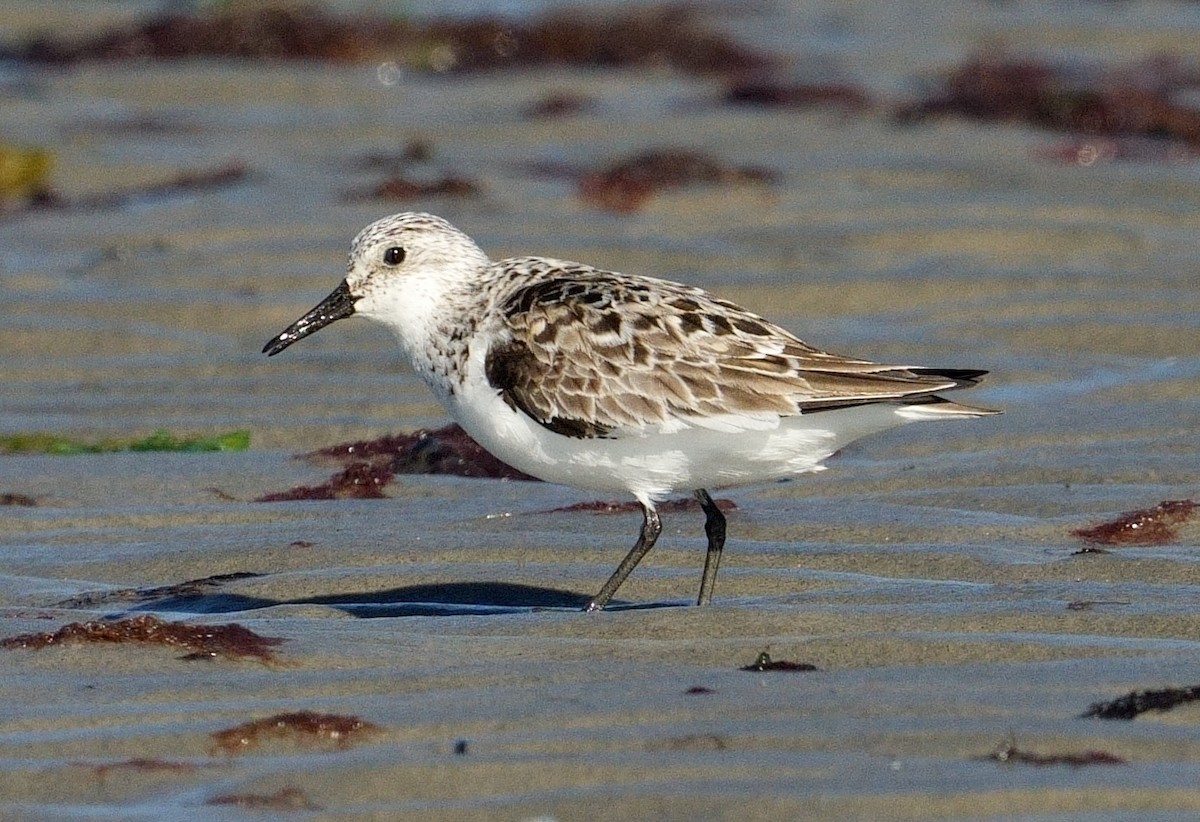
(264, 212, 998, 610)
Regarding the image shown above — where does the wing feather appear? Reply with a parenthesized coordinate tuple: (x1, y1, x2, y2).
(482, 265, 988, 438)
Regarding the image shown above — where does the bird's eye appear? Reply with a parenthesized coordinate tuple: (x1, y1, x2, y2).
(383, 246, 406, 265)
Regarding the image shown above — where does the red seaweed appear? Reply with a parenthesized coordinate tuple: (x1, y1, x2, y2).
(984, 741, 1126, 767)
(1082, 685, 1200, 720)
(309, 425, 537, 481)
(343, 175, 481, 202)
(578, 149, 776, 213)
(898, 54, 1200, 152)
(211, 711, 379, 755)
(255, 460, 396, 502)
(256, 424, 538, 502)
(1072, 499, 1197, 546)
(0, 615, 283, 662)
(15, 5, 773, 77)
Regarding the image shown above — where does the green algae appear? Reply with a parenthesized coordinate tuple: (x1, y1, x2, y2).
(0, 430, 250, 455)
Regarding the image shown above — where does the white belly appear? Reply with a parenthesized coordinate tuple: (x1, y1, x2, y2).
(445, 375, 913, 503)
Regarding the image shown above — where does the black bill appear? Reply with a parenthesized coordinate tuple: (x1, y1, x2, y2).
(262, 280, 359, 356)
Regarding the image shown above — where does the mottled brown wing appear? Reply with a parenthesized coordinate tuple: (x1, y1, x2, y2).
(484, 272, 984, 438)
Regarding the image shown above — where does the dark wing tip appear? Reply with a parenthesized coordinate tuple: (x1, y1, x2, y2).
(908, 367, 989, 387)
(796, 366, 994, 414)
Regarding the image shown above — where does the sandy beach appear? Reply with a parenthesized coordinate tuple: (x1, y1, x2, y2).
(2, 1, 1200, 819)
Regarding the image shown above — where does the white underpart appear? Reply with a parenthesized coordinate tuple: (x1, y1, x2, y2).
(447, 339, 929, 502)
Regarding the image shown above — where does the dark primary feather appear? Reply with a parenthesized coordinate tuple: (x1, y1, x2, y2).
(483, 269, 986, 437)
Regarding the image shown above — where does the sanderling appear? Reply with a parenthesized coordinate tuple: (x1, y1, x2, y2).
(264, 212, 999, 611)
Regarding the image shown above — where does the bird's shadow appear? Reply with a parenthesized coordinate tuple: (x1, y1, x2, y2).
(64, 576, 682, 618)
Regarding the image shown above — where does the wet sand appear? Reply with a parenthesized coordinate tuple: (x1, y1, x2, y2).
(2, 1, 1200, 819)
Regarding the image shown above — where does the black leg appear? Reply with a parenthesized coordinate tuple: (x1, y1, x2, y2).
(694, 489, 726, 606)
(586, 501, 662, 612)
